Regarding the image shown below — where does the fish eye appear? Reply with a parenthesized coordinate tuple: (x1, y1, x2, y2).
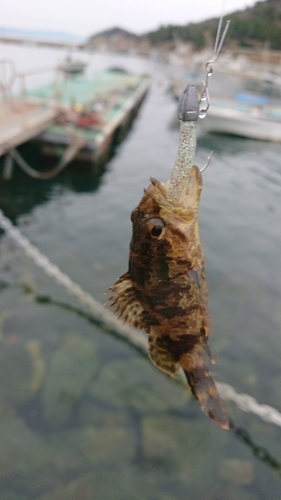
(146, 218, 165, 239)
(151, 225, 163, 237)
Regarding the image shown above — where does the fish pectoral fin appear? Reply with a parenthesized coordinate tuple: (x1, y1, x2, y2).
(180, 349, 230, 430)
(105, 272, 148, 330)
(148, 335, 180, 376)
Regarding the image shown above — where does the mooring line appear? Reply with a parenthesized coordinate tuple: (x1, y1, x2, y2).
(0, 207, 281, 427)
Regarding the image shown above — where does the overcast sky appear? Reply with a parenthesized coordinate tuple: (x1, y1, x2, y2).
(1, 0, 257, 37)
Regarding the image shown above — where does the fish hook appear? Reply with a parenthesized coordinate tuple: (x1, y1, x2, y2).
(170, 16, 230, 190)
(196, 17, 230, 173)
(200, 150, 213, 173)
(199, 18, 230, 119)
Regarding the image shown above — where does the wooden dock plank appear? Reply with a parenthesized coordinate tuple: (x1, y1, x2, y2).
(0, 100, 60, 156)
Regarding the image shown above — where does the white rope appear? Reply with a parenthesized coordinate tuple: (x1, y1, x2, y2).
(217, 383, 281, 426)
(0, 208, 280, 427)
(7, 137, 84, 180)
(0, 209, 147, 351)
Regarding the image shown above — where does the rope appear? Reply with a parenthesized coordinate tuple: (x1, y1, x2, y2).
(0, 208, 280, 427)
(2, 152, 14, 180)
(217, 383, 281, 426)
(6, 130, 85, 180)
(0, 209, 147, 351)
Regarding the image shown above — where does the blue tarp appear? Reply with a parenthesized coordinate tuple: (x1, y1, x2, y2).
(235, 92, 269, 106)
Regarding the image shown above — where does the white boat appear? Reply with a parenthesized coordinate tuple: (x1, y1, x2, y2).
(200, 93, 281, 142)
(58, 56, 87, 75)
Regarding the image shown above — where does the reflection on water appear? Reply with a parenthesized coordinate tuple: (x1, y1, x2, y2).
(1, 45, 281, 500)
(0, 142, 109, 220)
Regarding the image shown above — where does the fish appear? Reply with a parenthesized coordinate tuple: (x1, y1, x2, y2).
(106, 164, 230, 429)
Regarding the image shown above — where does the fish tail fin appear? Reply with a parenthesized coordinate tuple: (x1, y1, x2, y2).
(180, 349, 230, 430)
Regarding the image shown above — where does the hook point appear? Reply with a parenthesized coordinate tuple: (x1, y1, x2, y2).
(200, 150, 213, 173)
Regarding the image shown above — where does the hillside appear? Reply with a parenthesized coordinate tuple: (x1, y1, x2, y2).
(145, 0, 281, 50)
(88, 27, 137, 42)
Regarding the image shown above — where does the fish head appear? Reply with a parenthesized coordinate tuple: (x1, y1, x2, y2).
(129, 165, 203, 279)
(106, 165, 205, 330)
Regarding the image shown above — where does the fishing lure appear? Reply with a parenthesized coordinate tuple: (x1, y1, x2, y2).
(106, 21, 230, 429)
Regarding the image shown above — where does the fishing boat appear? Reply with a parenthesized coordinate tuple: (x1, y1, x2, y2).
(57, 55, 87, 75)
(29, 69, 150, 164)
(200, 92, 281, 142)
(0, 60, 150, 181)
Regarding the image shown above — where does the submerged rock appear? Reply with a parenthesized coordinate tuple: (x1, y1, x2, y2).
(219, 485, 260, 500)
(37, 469, 144, 500)
(0, 493, 29, 500)
(218, 458, 255, 486)
(41, 334, 97, 427)
(0, 310, 14, 342)
(0, 416, 52, 483)
(90, 357, 188, 412)
(142, 415, 220, 490)
(78, 398, 128, 428)
(0, 414, 96, 496)
(0, 395, 15, 420)
(48, 423, 133, 467)
(0, 338, 45, 404)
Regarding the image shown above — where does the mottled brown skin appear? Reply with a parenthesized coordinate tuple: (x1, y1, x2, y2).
(106, 166, 229, 429)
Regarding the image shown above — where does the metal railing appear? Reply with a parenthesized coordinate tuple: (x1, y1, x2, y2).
(0, 58, 64, 104)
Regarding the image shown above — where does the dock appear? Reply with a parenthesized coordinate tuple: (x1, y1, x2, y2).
(32, 70, 150, 164)
(0, 62, 150, 179)
(0, 99, 61, 157)
(0, 59, 63, 158)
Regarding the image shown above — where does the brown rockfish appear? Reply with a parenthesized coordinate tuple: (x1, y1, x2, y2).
(106, 165, 229, 429)
(106, 83, 229, 429)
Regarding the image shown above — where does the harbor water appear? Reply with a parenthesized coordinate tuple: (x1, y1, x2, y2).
(0, 43, 281, 500)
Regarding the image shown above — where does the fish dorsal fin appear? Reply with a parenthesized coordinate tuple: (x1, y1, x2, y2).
(105, 272, 150, 331)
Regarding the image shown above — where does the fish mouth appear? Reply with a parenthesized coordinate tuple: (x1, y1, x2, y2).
(148, 166, 202, 211)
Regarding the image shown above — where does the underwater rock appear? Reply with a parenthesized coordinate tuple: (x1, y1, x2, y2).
(78, 398, 128, 428)
(90, 357, 188, 412)
(0, 416, 52, 482)
(219, 485, 260, 500)
(48, 423, 133, 466)
(80, 425, 132, 463)
(218, 458, 255, 486)
(0, 416, 99, 494)
(41, 334, 97, 427)
(0, 493, 29, 500)
(142, 415, 220, 490)
(0, 396, 15, 420)
(0, 309, 14, 341)
(37, 467, 169, 500)
(0, 338, 45, 404)
(0, 418, 129, 491)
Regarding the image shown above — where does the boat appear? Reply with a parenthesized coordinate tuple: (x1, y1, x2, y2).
(200, 92, 281, 142)
(57, 55, 87, 75)
(30, 69, 150, 164)
(1, 65, 150, 179)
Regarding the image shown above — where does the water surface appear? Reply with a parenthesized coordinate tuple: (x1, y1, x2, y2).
(0, 43, 281, 500)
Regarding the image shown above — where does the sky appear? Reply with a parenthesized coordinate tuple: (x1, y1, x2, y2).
(1, 0, 258, 37)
